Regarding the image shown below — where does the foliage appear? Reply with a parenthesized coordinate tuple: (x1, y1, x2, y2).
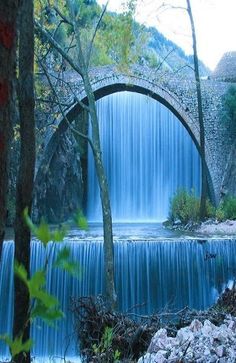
(215, 206, 225, 222)
(222, 85, 236, 137)
(169, 189, 200, 224)
(221, 196, 236, 220)
(206, 199, 216, 219)
(0, 334, 33, 359)
(169, 189, 216, 224)
(34, 0, 151, 70)
(169, 189, 236, 225)
(73, 209, 88, 231)
(1, 208, 86, 359)
(92, 326, 120, 362)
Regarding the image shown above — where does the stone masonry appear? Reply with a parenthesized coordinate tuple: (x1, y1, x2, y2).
(35, 63, 236, 206)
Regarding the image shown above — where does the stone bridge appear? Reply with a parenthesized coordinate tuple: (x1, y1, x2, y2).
(35, 65, 235, 212)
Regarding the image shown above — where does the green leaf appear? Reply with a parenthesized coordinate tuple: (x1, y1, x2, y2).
(54, 247, 81, 278)
(31, 302, 64, 325)
(33, 289, 59, 308)
(23, 207, 37, 234)
(55, 246, 70, 263)
(27, 270, 58, 308)
(0, 335, 33, 358)
(35, 218, 51, 246)
(29, 270, 45, 289)
(74, 210, 88, 231)
(51, 225, 67, 242)
(24, 208, 67, 245)
(14, 262, 29, 287)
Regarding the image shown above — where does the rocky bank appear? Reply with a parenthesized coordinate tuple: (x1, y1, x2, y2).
(138, 317, 236, 363)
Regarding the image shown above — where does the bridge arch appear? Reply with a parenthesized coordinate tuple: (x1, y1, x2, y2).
(35, 71, 215, 205)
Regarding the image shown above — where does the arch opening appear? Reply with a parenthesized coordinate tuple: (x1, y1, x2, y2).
(35, 78, 216, 223)
(87, 91, 202, 222)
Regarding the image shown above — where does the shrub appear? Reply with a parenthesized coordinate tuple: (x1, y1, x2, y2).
(215, 206, 225, 222)
(222, 85, 236, 137)
(169, 189, 200, 224)
(206, 199, 216, 219)
(222, 196, 236, 220)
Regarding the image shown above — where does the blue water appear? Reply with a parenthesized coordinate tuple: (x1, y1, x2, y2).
(87, 92, 201, 222)
(0, 232, 235, 361)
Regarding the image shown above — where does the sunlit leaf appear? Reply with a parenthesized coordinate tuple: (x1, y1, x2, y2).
(74, 210, 88, 231)
(52, 225, 67, 242)
(0, 335, 33, 358)
(35, 218, 51, 246)
(28, 270, 45, 294)
(54, 247, 81, 278)
(23, 207, 37, 234)
(31, 302, 64, 325)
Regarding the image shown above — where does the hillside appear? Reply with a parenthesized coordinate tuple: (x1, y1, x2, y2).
(147, 26, 210, 76)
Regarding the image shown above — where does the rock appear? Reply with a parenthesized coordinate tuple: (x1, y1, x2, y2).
(33, 130, 83, 223)
(148, 329, 168, 352)
(138, 316, 236, 362)
(138, 352, 168, 363)
(177, 327, 194, 343)
(173, 219, 181, 226)
(190, 319, 203, 332)
(216, 345, 226, 358)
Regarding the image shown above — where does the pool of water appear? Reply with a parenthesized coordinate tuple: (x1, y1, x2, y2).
(67, 222, 196, 240)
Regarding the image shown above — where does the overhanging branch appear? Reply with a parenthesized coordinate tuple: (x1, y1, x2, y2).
(35, 19, 84, 78)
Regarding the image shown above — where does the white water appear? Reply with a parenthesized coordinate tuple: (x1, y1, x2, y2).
(87, 92, 201, 222)
(1, 237, 236, 360)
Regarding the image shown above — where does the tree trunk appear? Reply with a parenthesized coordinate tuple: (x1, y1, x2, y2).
(13, 0, 35, 362)
(35, 3, 117, 308)
(0, 0, 19, 260)
(66, 2, 117, 308)
(186, 0, 208, 220)
(84, 76, 117, 308)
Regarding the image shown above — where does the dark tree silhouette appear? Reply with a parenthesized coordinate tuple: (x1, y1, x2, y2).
(0, 0, 19, 260)
(13, 0, 35, 362)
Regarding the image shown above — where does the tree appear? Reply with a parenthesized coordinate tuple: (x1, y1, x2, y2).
(156, 0, 208, 218)
(35, 0, 118, 308)
(0, 1, 19, 260)
(186, 0, 208, 219)
(13, 0, 35, 362)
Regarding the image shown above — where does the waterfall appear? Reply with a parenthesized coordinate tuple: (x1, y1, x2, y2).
(87, 91, 201, 222)
(0, 238, 235, 360)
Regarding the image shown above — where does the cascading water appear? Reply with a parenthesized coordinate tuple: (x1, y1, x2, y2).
(87, 91, 201, 222)
(0, 92, 230, 361)
(1, 238, 236, 360)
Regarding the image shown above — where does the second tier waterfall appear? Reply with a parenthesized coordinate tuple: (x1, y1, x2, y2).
(87, 91, 201, 222)
(0, 237, 235, 360)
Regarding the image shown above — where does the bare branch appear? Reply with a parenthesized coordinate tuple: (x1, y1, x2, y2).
(35, 19, 84, 77)
(155, 48, 175, 72)
(172, 63, 194, 75)
(39, 60, 95, 155)
(53, 5, 73, 26)
(36, 97, 75, 108)
(47, 71, 90, 112)
(86, 1, 109, 68)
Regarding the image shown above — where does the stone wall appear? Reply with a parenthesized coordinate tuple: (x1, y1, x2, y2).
(35, 65, 236, 216)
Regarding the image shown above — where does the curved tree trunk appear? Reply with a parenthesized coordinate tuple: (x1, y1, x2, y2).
(186, 0, 208, 219)
(83, 75, 117, 308)
(65, 1, 117, 308)
(35, 1, 117, 308)
(0, 0, 19, 261)
(13, 0, 35, 362)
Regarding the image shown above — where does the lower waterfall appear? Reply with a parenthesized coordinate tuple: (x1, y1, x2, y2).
(0, 238, 235, 360)
(87, 92, 201, 222)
